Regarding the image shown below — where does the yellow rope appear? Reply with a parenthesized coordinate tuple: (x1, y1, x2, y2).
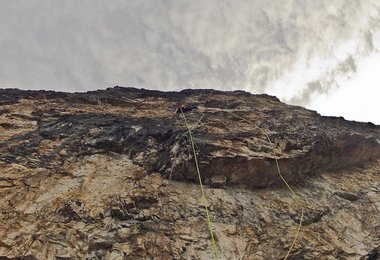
(226, 111, 303, 259)
(284, 207, 304, 260)
(180, 110, 220, 259)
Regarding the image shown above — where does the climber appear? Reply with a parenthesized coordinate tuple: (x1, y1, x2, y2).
(175, 103, 198, 114)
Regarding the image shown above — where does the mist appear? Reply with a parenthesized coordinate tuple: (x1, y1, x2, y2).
(0, 1, 379, 123)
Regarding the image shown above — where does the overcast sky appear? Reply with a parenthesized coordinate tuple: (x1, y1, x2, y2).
(1, 1, 379, 124)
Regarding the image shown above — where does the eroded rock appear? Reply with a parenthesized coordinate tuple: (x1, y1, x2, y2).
(0, 86, 379, 259)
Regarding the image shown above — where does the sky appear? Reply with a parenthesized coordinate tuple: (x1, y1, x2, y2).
(0, 1, 379, 124)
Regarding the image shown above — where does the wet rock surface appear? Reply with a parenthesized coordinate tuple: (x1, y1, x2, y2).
(0, 86, 379, 259)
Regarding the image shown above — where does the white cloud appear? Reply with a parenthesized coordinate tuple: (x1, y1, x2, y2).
(0, 0, 379, 123)
(308, 51, 380, 124)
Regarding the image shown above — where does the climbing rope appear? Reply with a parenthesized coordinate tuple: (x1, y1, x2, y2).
(170, 106, 302, 259)
(180, 109, 220, 259)
(225, 110, 304, 260)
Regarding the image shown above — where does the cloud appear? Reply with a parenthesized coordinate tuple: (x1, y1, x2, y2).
(0, 0, 379, 123)
(308, 51, 380, 124)
(288, 55, 358, 106)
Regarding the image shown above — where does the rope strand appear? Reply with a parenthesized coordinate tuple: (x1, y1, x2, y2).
(181, 110, 220, 259)
(226, 110, 303, 260)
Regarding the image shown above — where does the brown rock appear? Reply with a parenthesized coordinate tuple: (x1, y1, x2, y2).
(0, 87, 379, 259)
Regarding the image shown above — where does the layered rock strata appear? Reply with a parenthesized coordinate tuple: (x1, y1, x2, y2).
(0, 87, 379, 259)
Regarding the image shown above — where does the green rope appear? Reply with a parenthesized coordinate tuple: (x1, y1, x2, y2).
(181, 110, 220, 259)
(226, 111, 304, 260)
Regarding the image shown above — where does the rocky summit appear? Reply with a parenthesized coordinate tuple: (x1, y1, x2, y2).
(0, 86, 379, 260)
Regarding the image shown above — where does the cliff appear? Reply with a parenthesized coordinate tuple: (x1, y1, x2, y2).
(0, 87, 379, 259)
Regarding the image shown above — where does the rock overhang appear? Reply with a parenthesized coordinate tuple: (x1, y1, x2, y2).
(1, 86, 379, 188)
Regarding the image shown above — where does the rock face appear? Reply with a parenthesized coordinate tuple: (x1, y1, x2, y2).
(0, 86, 379, 259)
